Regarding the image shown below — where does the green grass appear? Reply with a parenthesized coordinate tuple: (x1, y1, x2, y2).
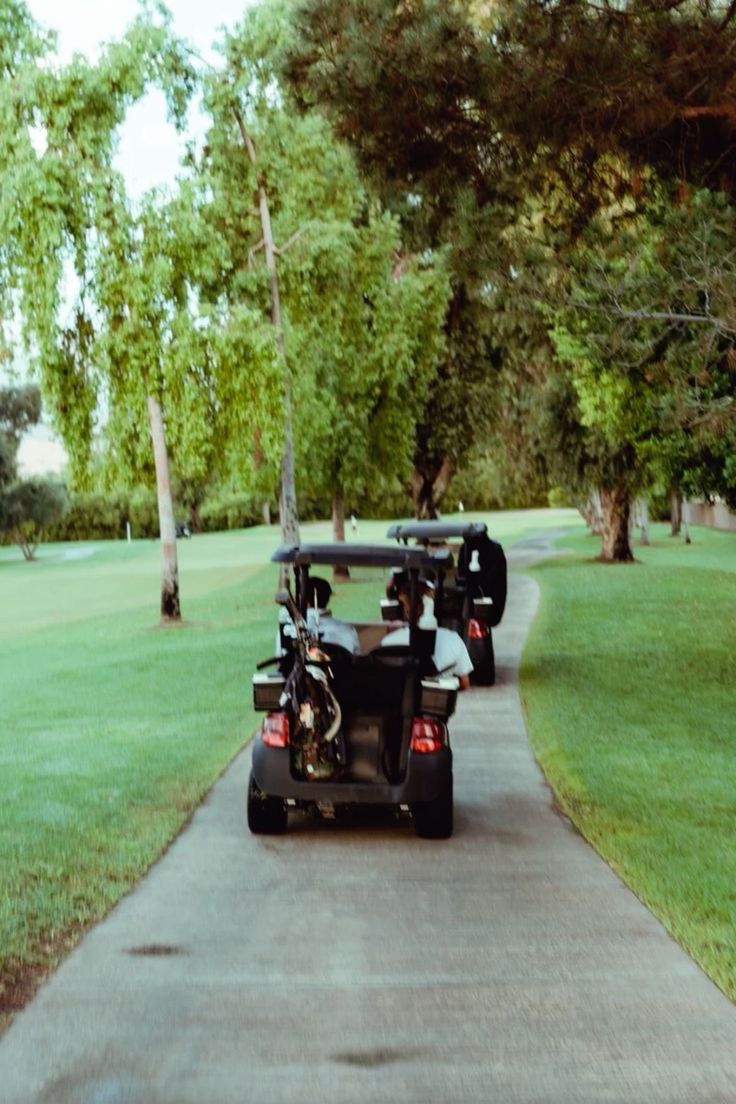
(522, 523, 736, 999)
(0, 508, 576, 1019)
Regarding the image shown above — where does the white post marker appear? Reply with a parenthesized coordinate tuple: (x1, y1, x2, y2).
(126, 521, 132, 543)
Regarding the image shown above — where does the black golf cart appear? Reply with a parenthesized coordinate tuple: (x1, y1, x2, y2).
(248, 542, 459, 838)
(387, 521, 507, 685)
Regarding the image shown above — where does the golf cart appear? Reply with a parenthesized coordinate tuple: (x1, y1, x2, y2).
(248, 543, 458, 838)
(387, 521, 507, 685)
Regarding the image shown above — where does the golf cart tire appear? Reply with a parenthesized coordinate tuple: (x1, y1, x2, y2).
(471, 634, 495, 687)
(412, 773, 453, 839)
(247, 772, 288, 835)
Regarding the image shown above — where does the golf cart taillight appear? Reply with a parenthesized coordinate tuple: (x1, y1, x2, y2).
(468, 618, 489, 640)
(262, 712, 290, 748)
(410, 718, 446, 754)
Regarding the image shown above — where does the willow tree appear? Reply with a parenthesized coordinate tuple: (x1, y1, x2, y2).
(194, 2, 310, 545)
(283, 211, 450, 537)
(0, 5, 282, 618)
(0, 8, 188, 612)
(195, 0, 450, 535)
(93, 185, 282, 618)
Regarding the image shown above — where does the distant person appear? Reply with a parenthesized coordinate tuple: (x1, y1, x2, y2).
(381, 578, 473, 688)
(278, 576, 360, 656)
(350, 514, 358, 534)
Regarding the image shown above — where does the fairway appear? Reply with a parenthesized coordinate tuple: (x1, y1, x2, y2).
(0, 509, 580, 1022)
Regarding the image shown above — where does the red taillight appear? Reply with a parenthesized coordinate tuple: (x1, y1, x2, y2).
(261, 712, 290, 748)
(410, 717, 446, 754)
(468, 617, 489, 640)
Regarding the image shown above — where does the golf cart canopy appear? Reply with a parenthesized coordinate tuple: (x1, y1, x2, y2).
(271, 542, 454, 571)
(387, 521, 488, 544)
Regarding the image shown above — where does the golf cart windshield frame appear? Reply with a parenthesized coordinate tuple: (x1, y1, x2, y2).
(272, 542, 453, 572)
(387, 521, 488, 544)
(271, 542, 453, 648)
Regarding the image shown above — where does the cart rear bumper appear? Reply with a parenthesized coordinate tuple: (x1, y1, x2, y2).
(252, 742, 452, 805)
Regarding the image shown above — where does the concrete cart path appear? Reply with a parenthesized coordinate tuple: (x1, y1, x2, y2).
(1, 534, 735, 1104)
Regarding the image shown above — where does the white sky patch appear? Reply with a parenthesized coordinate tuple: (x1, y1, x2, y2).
(17, 424, 67, 477)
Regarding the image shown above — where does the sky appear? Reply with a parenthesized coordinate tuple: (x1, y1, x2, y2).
(11, 0, 255, 475)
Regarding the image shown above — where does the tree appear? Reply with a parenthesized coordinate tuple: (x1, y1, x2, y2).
(0, 6, 206, 616)
(79, 176, 282, 621)
(487, 0, 736, 205)
(548, 189, 736, 558)
(193, 1, 315, 545)
(287, 0, 736, 543)
(0, 384, 41, 485)
(285, 211, 450, 534)
(286, 0, 508, 516)
(195, 0, 451, 531)
(0, 477, 67, 560)
(0, 382, 66, 560)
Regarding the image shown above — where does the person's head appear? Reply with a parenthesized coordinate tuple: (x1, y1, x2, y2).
(305, 575, 332, 612)
(395, 575, 435, 622)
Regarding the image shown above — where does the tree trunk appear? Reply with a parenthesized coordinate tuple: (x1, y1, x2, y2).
(599, 484, 634, 562)
(682, 495, 692, 544)
(585, 489, 604, 535)
(278, 401, 299, 547)
(16, 534, 37, 561)
(409, 457, 454, 519)
(147, 394, 181, 622)
(234, 106, 299, 549)
(189, 501, 204, 534)
(636, 497, 650, 545)
(669, 486, 682, 536)
(261, 500, 271, 526)
(332, 491, 349, 580)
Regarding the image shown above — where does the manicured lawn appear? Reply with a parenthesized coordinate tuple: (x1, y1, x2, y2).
(0, 509, 577, 1022)
(522, 523, 736, 999)
(0, 546, 280, 1020)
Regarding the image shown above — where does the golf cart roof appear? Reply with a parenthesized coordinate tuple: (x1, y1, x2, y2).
(387, 521, 488, 543)
(271, 542, 454, 571)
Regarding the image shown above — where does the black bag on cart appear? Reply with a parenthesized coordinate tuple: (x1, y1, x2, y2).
(457, 534, 507, 627)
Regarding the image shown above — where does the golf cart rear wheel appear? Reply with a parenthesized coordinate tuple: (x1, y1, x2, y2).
(247, 772, 287, 834)
(412, 774, 453, 839)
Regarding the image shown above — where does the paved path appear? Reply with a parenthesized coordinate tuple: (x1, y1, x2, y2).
(1, 536, 735, 1103)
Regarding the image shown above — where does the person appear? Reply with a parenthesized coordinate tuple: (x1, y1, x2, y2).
(380, 577, 473, 688)
(278, 576, 360, 656)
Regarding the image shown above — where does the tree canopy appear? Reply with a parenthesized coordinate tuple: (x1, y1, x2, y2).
(4, 0, 736, 570)
(286, 0, 736, 555)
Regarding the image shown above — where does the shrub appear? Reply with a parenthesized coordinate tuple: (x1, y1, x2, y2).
(0, 479, 68, 559)
(45, 491, 128, 541)
(127, 487, 159, 539)
(547, 486, 573, 508)
(199, 491, 262, 532)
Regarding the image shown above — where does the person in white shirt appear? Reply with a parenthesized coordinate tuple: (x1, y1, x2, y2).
(278, 576, 360, 656)
(381, 577, 473, 688)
